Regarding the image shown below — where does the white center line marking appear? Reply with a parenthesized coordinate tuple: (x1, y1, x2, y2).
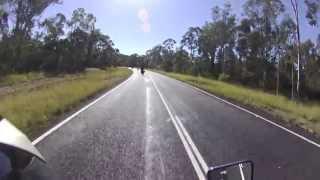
(150, 75, 207, 180)
(175, 115, 209, 173)
(145, 86, 154, 180)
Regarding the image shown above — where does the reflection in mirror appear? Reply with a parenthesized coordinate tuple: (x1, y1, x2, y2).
(0, 150, 12, 179)
(0, 143, 35, 180)
(207, 160, 253, 180)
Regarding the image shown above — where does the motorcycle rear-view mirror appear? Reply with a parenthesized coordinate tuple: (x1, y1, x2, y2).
(0, 118, 46, 179)
(207, 160, 254, 180)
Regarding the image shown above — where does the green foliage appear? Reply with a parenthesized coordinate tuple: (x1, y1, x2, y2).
(218, 73, 230, 82)
(145, 0, 320, 100)
(305, 0, 320, 26)
(181, 27, 201, 59)
(0, 5, 120, 75)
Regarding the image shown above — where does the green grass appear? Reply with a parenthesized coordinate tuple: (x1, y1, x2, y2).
(0, 68, 132, 136)
(162, 72, 320, 135)
(0, 72, 44, 86)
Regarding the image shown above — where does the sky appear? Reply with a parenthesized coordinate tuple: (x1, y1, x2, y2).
(42, 0, 319, 55)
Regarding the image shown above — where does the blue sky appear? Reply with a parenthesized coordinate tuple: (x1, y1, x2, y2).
(42, 0, 319, 55)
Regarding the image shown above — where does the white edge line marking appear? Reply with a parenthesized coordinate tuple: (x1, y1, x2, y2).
(175, 115, 209, 173)
(150, 76, 206, 180)
(239, 164, 245, 180)
(32, 71, 133, 145)
(155, 72, 320, 148)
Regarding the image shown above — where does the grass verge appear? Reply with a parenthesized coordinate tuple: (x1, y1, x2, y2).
(161, 72, 320, 135)
(0, 68, 132, 136)
(0, 72, 44, 86)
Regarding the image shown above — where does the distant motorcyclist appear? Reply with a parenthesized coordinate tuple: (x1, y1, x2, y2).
(140, 67, 145, 75)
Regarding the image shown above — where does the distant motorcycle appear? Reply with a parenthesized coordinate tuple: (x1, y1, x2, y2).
(140, 67, 145, 75)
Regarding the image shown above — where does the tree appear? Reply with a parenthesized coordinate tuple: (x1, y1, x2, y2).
(161, 38, 176, 71)
(181, 27, 201, 60)
(0, 0, 61, 73)
(173, 48, 190, 73)
(303, 39, 320, 97)
(290, 0, 302, 98)
(129, 54, 140, 67)
(40, 13, 67, 72)
(94, 32, 116, 67)
(244, 0, 284, 29)
(275, 16, 296, 96)
(199, 22, 217, 74)
(197, 3, 237, 76)
(68, 8, 96, 33)
(236, 19, 251, 63)
(41, 13, 66, 42)
(143, 0, 320, 100)
(146, 45, 163, 69)
(0, 0, 61, 39)
(211, 2, 236, 75)
(0, 1, 121, 75)
(0, 9, 9, 39)
(305, 0, 320, 26)
(65, 8, 97, 72)
(162, 38, 176, 52)
(243, 0, 285, 88)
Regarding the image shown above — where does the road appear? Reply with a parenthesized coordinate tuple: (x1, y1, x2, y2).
(23, 69, 320, 180)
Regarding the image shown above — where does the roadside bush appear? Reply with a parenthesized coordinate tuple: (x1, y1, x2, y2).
(218, 73, 230, 82)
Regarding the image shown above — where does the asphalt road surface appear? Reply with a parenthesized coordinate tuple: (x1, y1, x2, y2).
(23, 69, 320, 180)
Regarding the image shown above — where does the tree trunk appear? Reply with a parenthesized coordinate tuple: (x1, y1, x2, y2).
(291, 0, 301, 98)
(222, 46, 225, 74)
(291, 62, 295, 100)
(277, 60, 280, 96)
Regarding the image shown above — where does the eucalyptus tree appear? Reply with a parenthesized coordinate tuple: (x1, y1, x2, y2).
(275, 16, 296, 96)
(305, 0, 320, 26)
(161, 38, 176, 71)
(211, 2, 236, 75)
(243, 0, 285, 88)
(181, 27, 201, 60)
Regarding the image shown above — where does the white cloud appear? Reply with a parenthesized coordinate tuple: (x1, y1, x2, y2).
(138, 8, 151, 33)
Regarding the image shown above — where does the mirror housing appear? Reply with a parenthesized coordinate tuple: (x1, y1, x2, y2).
(0, 118, 46, 173)
(207, 160, 254, 180)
